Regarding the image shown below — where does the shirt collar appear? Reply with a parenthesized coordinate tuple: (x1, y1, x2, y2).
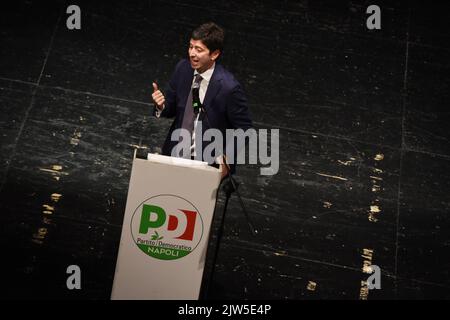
(194, 62, 215, 82)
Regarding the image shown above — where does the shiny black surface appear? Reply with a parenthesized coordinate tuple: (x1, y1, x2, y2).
(1, 0, 449, 299)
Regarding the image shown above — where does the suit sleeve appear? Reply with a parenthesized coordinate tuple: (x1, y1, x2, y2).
(226, 84, 253, 130)
(221, 83, 254, 170)
(155, 60, 184, 119)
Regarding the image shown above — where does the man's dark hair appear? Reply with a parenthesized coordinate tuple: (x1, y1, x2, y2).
(191, 22, 224, 53)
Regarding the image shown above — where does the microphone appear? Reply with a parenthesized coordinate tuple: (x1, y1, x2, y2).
(192, 82, 201, 115)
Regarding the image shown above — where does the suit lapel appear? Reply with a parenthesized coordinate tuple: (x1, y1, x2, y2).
(180, 67, 194, 109)
(203, 64, 223, 112)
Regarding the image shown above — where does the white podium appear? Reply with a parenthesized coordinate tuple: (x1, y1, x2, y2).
(111, 152, 222, 300)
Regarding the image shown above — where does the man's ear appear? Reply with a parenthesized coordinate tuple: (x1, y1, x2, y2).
(210, 49, 221, 61)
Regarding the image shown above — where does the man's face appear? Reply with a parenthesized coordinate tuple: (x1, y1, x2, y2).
(188, 39, 220, 73)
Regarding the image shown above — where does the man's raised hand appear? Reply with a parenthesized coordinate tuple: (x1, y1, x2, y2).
(152, 82, 165, 110)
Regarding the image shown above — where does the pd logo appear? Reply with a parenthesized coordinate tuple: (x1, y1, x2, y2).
(130, 194, 203, 260)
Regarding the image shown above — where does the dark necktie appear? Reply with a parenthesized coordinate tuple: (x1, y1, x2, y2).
(181, 74, 203, 134)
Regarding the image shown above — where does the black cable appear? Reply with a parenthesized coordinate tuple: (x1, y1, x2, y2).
(199, 103, 257, 235)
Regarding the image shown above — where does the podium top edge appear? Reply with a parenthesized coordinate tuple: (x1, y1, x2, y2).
(135, 153, 220, 173)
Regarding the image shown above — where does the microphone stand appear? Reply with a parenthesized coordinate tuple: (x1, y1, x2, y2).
(196, 102, 257, 300)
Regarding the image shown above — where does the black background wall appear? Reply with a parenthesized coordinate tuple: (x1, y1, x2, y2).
(0, 0, 449, 299)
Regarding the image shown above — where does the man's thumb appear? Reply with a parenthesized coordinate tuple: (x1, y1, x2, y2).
(152, 82, 159, 92)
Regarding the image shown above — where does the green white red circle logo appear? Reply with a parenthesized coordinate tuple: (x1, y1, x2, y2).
(130, 194, 203, 260)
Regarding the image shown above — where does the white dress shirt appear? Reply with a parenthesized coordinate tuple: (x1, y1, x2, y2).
(191, 64, 215, 157)
(155, 63, 216, 158)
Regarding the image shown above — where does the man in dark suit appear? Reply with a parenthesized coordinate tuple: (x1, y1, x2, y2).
(152, 22, 253, 179)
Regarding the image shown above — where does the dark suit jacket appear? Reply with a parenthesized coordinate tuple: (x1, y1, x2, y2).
(156, 59, 253, 172)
